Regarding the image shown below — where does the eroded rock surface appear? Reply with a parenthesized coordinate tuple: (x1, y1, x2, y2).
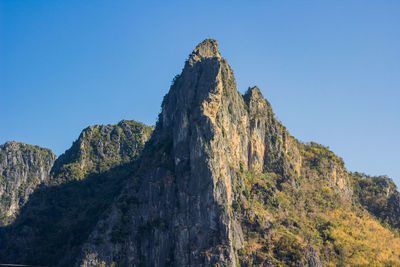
(0, 141, 56, 225)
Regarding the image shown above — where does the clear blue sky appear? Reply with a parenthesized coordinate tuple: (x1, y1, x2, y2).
(1, 1, 399, 185)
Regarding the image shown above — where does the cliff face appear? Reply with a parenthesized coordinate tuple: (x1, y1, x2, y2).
(0, 120, 153, 266)
(0, 141, 56, 225)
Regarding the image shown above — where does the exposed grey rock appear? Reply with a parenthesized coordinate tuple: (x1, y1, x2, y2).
(79, 38, 243, 266)
(306, 245, 323, 267)
(0, 141, 56, 225)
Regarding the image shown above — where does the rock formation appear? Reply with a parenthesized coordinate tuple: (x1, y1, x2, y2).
(77, 40, 369, 266)
(0, 141, 56, 225)
(51, 120, 153, 183)
(0, 120, 152, 266)
(1, 40, 400, 267)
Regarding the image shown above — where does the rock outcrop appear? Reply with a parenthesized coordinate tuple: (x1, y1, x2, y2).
(0, 141, 56, 225)
(0, 120, 153, 266)
(355, 173, 400, 229)
(51, 120, 153, 183)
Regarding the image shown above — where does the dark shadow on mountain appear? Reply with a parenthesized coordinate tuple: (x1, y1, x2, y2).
(0, 160, 140, 266)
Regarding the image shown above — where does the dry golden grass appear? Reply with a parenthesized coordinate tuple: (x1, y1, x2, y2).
(323, 209, 400, 266)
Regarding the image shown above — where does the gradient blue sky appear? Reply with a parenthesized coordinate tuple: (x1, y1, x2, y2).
(1, 1, 399, 185)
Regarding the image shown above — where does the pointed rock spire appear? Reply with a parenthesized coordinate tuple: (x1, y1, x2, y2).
(79, 39, 301, 267)
(244, 86, 263, 101)
(188, 39, 221, 64)
(243, 86, 270, 113)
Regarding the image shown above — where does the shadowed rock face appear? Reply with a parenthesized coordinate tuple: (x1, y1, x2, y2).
(0, 141, 56, 225)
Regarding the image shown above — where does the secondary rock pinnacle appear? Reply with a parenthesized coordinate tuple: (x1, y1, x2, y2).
(189, 39, 221, 63)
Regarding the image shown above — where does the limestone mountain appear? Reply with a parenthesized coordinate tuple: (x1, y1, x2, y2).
(0, 40, 399, 267)
(77, 39, 400, 267)
(0, 141, 56, 225)
(0, 120, 153, 266)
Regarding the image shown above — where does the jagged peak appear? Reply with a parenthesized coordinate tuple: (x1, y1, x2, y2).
(243, 86, 275, 118)
(243, 86, 265, 104)
(188, 39, 221, 64)
(244, 86, 263, 98)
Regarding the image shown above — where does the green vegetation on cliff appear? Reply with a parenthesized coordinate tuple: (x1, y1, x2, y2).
(51, 120, 153, 183)
(353, 172, 400, 230)
(235, 164, 400, 266)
